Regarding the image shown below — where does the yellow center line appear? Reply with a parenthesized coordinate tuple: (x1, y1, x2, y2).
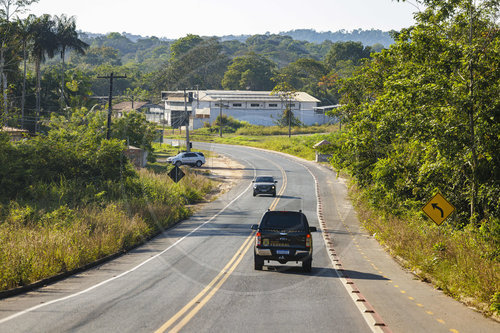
(169, 237, 255, 333)
(156, 154, 288, 332)
(269, 163, 288, 211)
(154, 232, 255, 333)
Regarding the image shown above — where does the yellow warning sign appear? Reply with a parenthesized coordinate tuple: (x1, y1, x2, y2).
(422, 193, 455, 226)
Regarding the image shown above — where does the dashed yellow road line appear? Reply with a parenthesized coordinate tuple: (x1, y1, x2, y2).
(154, 232, 255, 333)
(168, 237, 256, 333)
(156, 153, 288, 332)
(269, 163, 287, 211)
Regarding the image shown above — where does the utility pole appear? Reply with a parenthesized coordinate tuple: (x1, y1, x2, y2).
(184, 88, 191, 152)
(219, 99, 223, 137)
(288, 96, 291, 138)
(195, 84, 199, 108)
(98, 72, 126, 140)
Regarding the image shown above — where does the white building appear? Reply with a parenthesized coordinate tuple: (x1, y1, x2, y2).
(161, 90, 329, 130)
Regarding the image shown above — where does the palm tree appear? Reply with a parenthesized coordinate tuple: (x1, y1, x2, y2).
(0, 0, 39, 125)
(16, 15, 35, 129)
(30, 14, 57, 132)
(55, 14, 88, 110)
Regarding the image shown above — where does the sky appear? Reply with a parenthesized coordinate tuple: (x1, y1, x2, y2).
(26, 0, 420, 39)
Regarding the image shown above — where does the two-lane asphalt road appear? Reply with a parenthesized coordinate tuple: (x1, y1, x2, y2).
(0, 143, 498, 333)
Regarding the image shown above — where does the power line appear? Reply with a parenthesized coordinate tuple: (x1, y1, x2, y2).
(97, 73, 126, 140)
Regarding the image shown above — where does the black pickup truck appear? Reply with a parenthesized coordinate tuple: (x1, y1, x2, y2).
(251, 210, 317, 272)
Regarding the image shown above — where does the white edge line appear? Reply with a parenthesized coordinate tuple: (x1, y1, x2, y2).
(0, 155, 256, 325)
(301, 160, 384, 333)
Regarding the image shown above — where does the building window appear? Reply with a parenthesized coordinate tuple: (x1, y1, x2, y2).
(269, 103, 278, 107)
(250, 103, 260, 107)
(169, 101, 189, 107)
(232, 103, 242, 107)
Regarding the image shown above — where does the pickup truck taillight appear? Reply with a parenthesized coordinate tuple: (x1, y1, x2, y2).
(305, 234, 311, 248)
(256, 232, 262, 246)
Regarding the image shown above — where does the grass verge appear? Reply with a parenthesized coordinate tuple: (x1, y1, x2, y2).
(0, 167, 214, 292)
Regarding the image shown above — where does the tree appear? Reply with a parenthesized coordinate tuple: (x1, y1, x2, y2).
(112, 110, 158, 161)
(170, 34, 203, 60)
(0, 20, 17, 124)
(151, 36, 228, 91)
(0, 0, 38, 20)
(271, 74, 302, 136)
(0, 0, 38, 122)
(278, 58, 329, 103)
(71, 46, 122, 66)
(324, 41, 372, 70)
(222, 53, 276, 91)
(336, 0, 500, 224)
(30, 14, 58, 131)
(16, 15, 35, 128)
(54, 14, 88, 110)
(122, 87, 152, 107)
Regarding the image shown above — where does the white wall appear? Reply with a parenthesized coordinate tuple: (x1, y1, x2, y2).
(192, 108, 331, 129)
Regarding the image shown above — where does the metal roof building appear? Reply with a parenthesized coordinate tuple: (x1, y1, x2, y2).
(161, 90, 330, 129)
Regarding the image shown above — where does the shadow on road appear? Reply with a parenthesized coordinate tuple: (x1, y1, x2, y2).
(262, 266, 389, 281)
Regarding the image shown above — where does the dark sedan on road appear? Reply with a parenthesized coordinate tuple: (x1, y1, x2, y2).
(252, 176, 277, 197)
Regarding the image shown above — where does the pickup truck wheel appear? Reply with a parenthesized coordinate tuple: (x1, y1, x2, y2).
(254, 254, 264, 270)
(302, 257, 312, 273)
(175, 161, 182, 167)
(195, 160, 202, 167)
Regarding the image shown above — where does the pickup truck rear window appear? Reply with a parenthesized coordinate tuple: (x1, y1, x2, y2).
(255, 177, 274, 183)
(260, 212, 308, 231)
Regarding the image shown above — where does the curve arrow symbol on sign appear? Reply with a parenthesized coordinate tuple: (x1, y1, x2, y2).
(431, 203, 444, 218)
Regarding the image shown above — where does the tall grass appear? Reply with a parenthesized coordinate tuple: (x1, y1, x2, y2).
(0, 168, 214, 291)
(351, 185, 500, 315)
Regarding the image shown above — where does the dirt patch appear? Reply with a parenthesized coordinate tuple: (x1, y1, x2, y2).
(201, 153, 246, 200)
